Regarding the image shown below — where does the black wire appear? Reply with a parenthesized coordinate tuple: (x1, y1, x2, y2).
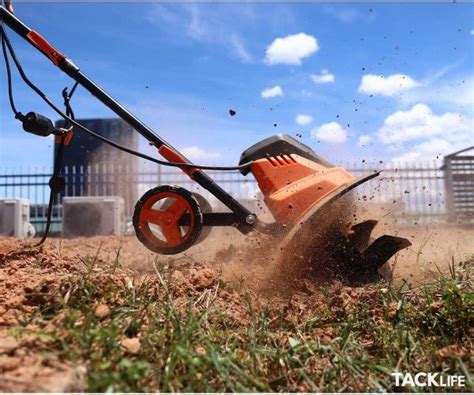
(36, 137, 65, 246)
(68, 81, 79, 99)
(1, 27, 21, 118)
(0, 26, 253, 172)
(36, 83, 78, 246)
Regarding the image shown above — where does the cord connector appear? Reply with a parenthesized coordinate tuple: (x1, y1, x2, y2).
(22, 111, 55, 137)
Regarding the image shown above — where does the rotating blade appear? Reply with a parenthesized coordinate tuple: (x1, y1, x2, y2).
(348, 219, 378, 251)
(276, 172, 411, 286)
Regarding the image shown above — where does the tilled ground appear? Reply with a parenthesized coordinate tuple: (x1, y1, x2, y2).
(0, 234, 472, 392)
(0, 235, 271, 391)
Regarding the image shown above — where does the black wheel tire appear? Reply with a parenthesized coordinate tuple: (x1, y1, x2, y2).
(192, 192, 213, 245)
(133, 185, 203, 255)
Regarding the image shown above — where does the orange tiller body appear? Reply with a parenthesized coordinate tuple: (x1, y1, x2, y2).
(250, 154, 355, 224)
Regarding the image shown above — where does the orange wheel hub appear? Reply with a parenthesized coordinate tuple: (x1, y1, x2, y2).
(133, 185, 203, 254)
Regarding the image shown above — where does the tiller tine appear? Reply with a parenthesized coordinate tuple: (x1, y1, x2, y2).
(347, 219, 378, 251)
(339, 225, 412, 284)
(362, 235, 412, 271)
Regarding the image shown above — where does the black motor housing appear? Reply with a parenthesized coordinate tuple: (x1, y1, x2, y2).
(239, 134, 334, 175)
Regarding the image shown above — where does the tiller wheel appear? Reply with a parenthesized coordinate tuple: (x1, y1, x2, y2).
(133, 185, 203, 255)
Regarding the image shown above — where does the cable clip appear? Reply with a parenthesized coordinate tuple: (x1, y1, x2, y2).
(54, 127, 74, 145)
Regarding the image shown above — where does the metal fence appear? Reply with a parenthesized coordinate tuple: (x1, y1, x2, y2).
(443, 147, 474, 223)
(0, 160, 455, 233)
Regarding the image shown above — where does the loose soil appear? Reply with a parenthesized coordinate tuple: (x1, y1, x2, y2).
(0, 221, 472, 391)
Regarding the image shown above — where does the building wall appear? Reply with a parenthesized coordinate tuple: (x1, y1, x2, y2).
(54, 118, 139, 212)
(55, 118, 138, 168)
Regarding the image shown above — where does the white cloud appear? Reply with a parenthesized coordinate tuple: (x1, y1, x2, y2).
(147, 4, 254, 64)
(391, 138, 472, 163)
(422, 64, 457, 85)
(311, 122, 348, 144)
(180, 146, 221, 161)
(391, 151, 422, 163)
(358, 135, 373, 147)
(359, 73, 421, 96)
(265, 33, 319, 65)
(325, 6, 361, 23)
(401, 75, 473, 109)
(471, 29, 474, 35)
(295, 114, 313, 126)
(261, 85, 283, 98)
(311, 69, 335, 84)
(230, 34, 252, 63)
(322, 5, 375, 24)
(375, 103, 473, 163)
(377, 103, 469, 144)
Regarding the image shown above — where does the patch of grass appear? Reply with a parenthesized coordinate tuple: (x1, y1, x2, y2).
(12, 257, 473, 392)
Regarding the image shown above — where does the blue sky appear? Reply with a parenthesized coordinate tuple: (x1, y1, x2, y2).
(0, 1, 473, 170)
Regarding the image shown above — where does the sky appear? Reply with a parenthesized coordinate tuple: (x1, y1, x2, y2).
(0, 1, 473, 171)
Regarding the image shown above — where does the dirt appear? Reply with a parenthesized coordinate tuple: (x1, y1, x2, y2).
(0, 353, 86, 392)
(353, 215, 474, 285)
(0, 239, 88, 391)
(121, 337, 141, 355)
(1, 220, 471, 302)
(0, 235, 262, 391)
(0, 217, 472, 391)
(271, 193, 358, 292)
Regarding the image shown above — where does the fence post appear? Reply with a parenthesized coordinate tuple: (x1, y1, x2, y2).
(444, 156, 456, 223)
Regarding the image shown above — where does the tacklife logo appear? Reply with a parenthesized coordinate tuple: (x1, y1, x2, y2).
(392, 372, 466, 387)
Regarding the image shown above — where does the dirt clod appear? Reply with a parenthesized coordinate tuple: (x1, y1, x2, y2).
(94, 304, 110, 319)
(122, 337, 141, 354)
(320, 335, 332, 345)
(0, 336, 18, 354)
(436, 345, 467, 359)
(195, 345, 206, 355)
(190, 268, 216, 290)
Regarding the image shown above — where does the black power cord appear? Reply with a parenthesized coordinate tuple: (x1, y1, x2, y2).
(37, 134, 65, 245)
(0, 25, 253, 172)
(1, 23, 20, 118)
(36, 85, 77, 246)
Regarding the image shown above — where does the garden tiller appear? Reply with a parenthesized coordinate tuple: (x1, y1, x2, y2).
(0, 3, 411, 283)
